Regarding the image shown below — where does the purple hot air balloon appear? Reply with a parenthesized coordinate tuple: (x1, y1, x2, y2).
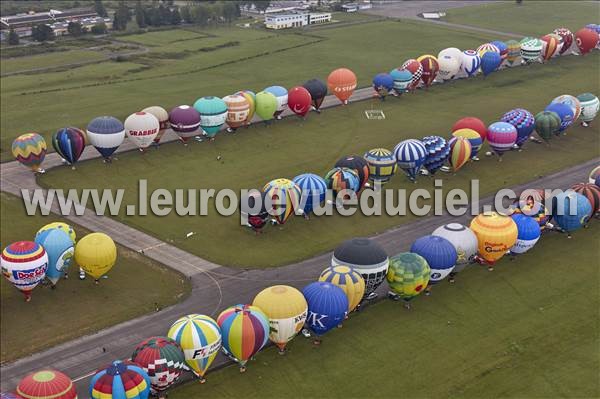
(169, 105, 201, 143)
(501, 108, 535, 148)
(487, 122, 517, 159)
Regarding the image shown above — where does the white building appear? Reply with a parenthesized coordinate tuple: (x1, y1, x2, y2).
(265, 12, 332, 29)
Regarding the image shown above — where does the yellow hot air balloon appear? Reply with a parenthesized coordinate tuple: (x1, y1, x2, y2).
(469, 212, 518, 268)
(37, 222, 76, 243)
(252, 285, 307, 353)
(74, 232, 117, 280)
(318, 265, 365, 312)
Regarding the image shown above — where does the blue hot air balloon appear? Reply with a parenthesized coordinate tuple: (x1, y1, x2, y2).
(389, 68, 413, 95)
(372, 73, 394, 99)
(410, 235, 457, 284)
(491, 40, 508, 61)
(393, 139, 427, 182)
(421, 136, 450, 175)
(34, 228, 74, 286)
(552, 192, 592, 234)
(501, 108, 536, 147)
(510, 214, 541, 254)
(544, 103, 574, 134)
(480, 51, 502, 76)
(86, 116, 125, 161)
(292, 173, 327, 217)
(302, 282, 348, 338)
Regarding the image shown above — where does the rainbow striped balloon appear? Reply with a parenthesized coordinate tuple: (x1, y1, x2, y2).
(448, 136, 472, 172)
(1, 241, 48, 301)
(263, 178, 302, 224)
(217, 304, 270, 369)
(12, 133, 47, 172)
(90, 360, 150, 399)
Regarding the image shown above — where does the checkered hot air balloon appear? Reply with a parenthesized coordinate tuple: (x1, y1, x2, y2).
(131, 337, 186, 394)
(86, 116, 125, 161)
(12, 133, 47, 172)
(393, 139, 427, 181)
(90, 360, 150, 399)
(487, 122, 517, 158)
(577, 93, 600, 124)
(364, 148, 398, 185)
(421, 136, 450, 175)
(448, 136, 472, 172)
(386, 252, 430, 302)
(324, 167, 360, 196)
(292, 173, 327, 216)
(501, 108, 535, 147)
(520, 37, 543, 63)
(319, 265, 365, 312)
(16, 370, 77, 399)
(1, 241, 47, 302)
(52, 127, 86, 167)
(262, 178, 302, 224)
(400, 59, 423, 91)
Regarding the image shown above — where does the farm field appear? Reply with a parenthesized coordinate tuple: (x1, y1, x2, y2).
(39, 54, 600, 268)
(171, 222, 600, 398)
(0, 192, 191, 363)
(443, 1, 598, 36)
(0, 18, 506, 160)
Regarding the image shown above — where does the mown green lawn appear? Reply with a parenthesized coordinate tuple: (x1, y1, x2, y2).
(0, 49, 107, 74)
(444, 1, 598, 36)
(39, 54, 600, 268)
(0, 192, 191, 363)
(171, 222, 600, 398)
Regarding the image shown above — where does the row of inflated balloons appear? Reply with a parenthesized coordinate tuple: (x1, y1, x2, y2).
(5, 167, 599, 399)
(10, 25, 600, 173)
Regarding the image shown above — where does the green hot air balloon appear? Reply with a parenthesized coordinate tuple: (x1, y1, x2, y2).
(193, 96, 228, 138)
(534, 111, 561, 142)
(255, 91, 278, 122)
(386, 252, 430, 307)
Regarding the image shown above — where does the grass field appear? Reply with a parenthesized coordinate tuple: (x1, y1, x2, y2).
(39, 54, 600, 268)
(0, 19, 505, 160)
(0, 50, 108, 74)
(444, 1, 599, 36)
(170, 222, 600, 398)
(0, 192, 191, 363)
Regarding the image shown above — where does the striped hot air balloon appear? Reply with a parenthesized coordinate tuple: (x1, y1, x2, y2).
(487, 122, 517, 158)
(131, 337, 186, 394)
(401, 59, 423, 90)
(452, 117, 487, 141)
(335, 155, 370, 189)
(223, 94, 251, 130)
(217, 304, 270, 371)
(52, 127, 86, 167)
(534, 111, 561, 142)
(452, 128, 482, 158)
(292, 173, 327, 216)
(169, 105, 201, 143)
(90, 360, 150, 399)
(554, 28, 574, 54)
(12, 133, 47, 172)
(1, 241, 47, 302)
(501, 108, 535, 147)
(520, 37, 543, 63)
(389, 68, 413, 94)
(364, 148, 398, 185)
(505, 40, 521, 66)
(477, 42, 500, 57)
(421, 136, 450, 175)
(236, 90, 256, 125)
(142, 106, 170, 145)
(448, 136, 472, 172)
(510, 214, 541, 255)
(570, 183, 600, 214)
(319, 265, 365, 312)
(324, 167, 360, 196)
(263, 178, 301, 224)
(17, 370, 77, 399)
(541, 34, 560, 61)
(470, 212, 518, 267)
(86, 116, 125, 161)
(302, 282, 348, 338)
(393, 139, 427, 181)
(386, 252, 430, 303)
(193, 96, 228, 138)
(416, 54, 439, 87)
(167, 314, 221, 382)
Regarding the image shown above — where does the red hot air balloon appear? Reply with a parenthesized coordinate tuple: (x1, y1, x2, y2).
(554, 27, 574, 54)
(575, 28, 599, 55)
(452, 117, 487, 141)
(417, 55, 439, 87)
(401, 59, 423, 91)
(327, 68, 357, 104)
(17, 370, 77, 399)
(287, 86, 312, 117)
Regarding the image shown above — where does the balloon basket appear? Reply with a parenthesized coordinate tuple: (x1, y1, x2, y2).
(239, 366, 247, 373)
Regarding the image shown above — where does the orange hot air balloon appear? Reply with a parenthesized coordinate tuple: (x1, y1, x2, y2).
(448, 136, 472, 172)
(327, 68, 357, 104)
(470, 212, 518, 267)
(540, 34, 559, 61)
(416, 54, 439, 87)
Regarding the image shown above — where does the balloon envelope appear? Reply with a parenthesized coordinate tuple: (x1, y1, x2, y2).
(222, 94, 251, 129)
(287, 86, 312, 117)
(319, 265, 365, 312)
(501, 108, 535, 147)
(37, 222, 76, 243)
(393, 139, 427, 181)
(217, 304, 270, 366)
(90, 360, 150, 399)
(1, 241, 47, 300)
(510, 214, 541, 254)
(363, 148, 397, 184)
(327, 68, 357, 103)
(169, 105, 201, 142)
(142, 106, 170, 144)
(432, 223, 478, 273)
(570, 183, 600, 213)
(576, 93, 600, 123)
(131, 337, 186, 394)
(544, 103, 574, 133)
(448, 136, 472, 172)
(74, 232, 116, 280)
(551, 95, 581, 121)
(469, 212, 518, 264)
(86, 116, 125, 159)
(389, 68, 413, 93)
(452, 117, 487, 141)
(401, 59, 423, 90)
(451, 128, 482, 158)
(292, 173, 327, 215)
(262, 178, 301, 224)
(575, 28, 599, 55)
(34, 228, 74, 285)
(17, 370, 77, 399)
(52, 127, 86, 165)
(324, 167, 360, 195)
(386, 252, 430, 300)
(302, 282, 348, 335)
(480, 51, 502, 76)
(255, 91, 278, 121)
(554, 28, 574, 54)
(125, 111, 160, 149)
(416, 54, 439, 86)
(552, 192, 593, 232)
(534, 111, 561, 141)
(12, 133, 47, 172)
(372, 73, 394, 97)
(421, 135, 450, 174)
(487, 122, 517, 156)
(264, 86, 288, 117)
(410, 235, 457, 283)
(335, 155, 370, 189)
(193, 96, 228, 137)
(302, 79, 327, 110)
(461, 50, 481, 77)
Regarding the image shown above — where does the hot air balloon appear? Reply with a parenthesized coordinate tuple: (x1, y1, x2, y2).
(511, 199, 550, 230)
(372, 73, 394, 99)
(237, 90, 256, 125)
(487, 121, 517, 158)
(452, 117, 487, 141)
(142, 106, 170, 145)
(222, 93, 251, 131)
(461, 50, 481, 77)
(124, 111, 160, 150)
(262, 178, 301, 224)
(327, 68, 357, 104)
(302, 282, 348, 341)
(509, 213, 541, 255)
(551, 95, 581, 121)
(34, 227, 74, 286)
(17, 370, 77, 399)
(292, 173, 327, 217)
(319, 265, 365, 312)
(534, 111, 561, 142)
(438, 47, 463, 62)
(37, 222, 76, 243)
(74, 232, 116, 282)
(393, 139, 427, 181)
(1, 241, 47, 302)
(264, 86, 288, 119)
(401, 59, 423, 90)
(432, 223, 478, 280)
(436, 53, 460, 81)
(332, 238, 389, 300)
(287, 86, 312, 117)
(477, 43, 499, 57)
(324, 167, 360, 198)
(302, 79, 327, 112)
(90, 360, 150, 399)
(52, 127, 86, 167)
(335, 155, 370, 189)
(505, 40, 521, 66)
(217, 304, 270, 371)
(410, 235, 457, 284)
(421, 135, 450, 175)
(491, 40, 508, 61)
(167, 314, 221, 382)
(252, 285, 307, 353)
(470, 212, 518, 267)
(552, 192, 592, 234)
(570, 183, 600, 214)
(501, 108, 535, 148)
(480, 51, 502, 76)
(240, 190, 270, 233)
(169, 105, 200, 143)
(452, 128, 482, 158)
(590, 166, 600, 185)
(545, 103, 574, 134)
(363, 148, 397, 185)
(86, 116, 125, 161)
(540, 34, 560, 61)
(193, 96, 228, 138)
(448, 136, 472, 172)
(577, 93, 600, 126)
(255, 91, 278, 122)
(575, 28, 599, 55)
(554, 28, 574, 54)
(12, 133, 46, 172)
(520, 37, 543, 63)
(386, 252, 431, 308)
(131, 337, 186, 395)
(389, 68, 413, 94)
(416, 54, 439, 87)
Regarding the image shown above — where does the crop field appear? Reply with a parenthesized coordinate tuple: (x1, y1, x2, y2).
(39, 54, 600, 268)
(0, 192, 191, 363)
(171, 222, 600, 398)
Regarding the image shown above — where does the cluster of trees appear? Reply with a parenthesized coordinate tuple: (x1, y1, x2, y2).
(179, 2, 241, 27)
(134, 0, 181, 29)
